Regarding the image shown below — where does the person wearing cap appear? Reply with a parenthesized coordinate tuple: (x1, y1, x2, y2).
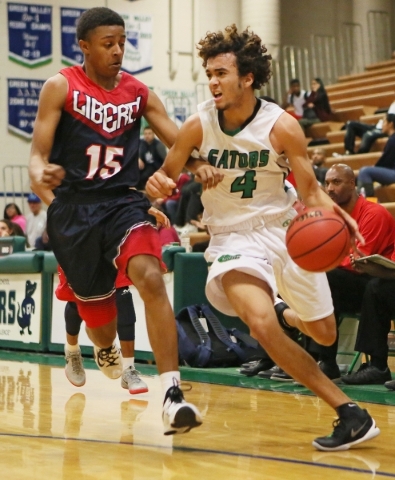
(26, 193, 47, 248)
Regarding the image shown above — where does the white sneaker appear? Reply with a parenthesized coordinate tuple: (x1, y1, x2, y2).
(175, 223, 198, 236)
(162, 381, 203, 435)
(121, 366, 149, 394)
(65, 348, 86, 387)
(93, 344, 122, 379)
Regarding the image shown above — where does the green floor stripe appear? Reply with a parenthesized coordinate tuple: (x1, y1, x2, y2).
(1, 350, 394, 406)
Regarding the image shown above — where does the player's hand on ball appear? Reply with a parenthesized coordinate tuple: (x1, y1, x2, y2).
(195, 165, 224, 190)
(333, 204, 365, 248)
(148, 207, 170, 228)
(146, 170, 176, 198)
(42, 164, 66, 188)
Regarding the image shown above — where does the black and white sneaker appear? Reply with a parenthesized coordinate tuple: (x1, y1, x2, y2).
(342, 363, 391, 385)
(239, 358, 275, 376)
(162, 381, 203, 435)
(385, 379, 395, 390)
(312, 406, 380, 451)
(93, 344, 123, 379)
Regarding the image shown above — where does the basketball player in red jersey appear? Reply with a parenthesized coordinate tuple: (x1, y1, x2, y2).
(147, 25, 379, 450)
(28, 7, 201, 435)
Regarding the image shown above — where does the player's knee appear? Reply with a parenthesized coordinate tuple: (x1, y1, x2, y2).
(245, 314, 278, 348)
(308, 320, 336, 346)
(135, 270, 165, 302)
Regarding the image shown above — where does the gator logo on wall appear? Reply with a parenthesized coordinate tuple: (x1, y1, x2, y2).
(17, 280, 37, 336)
(218, 254, 241, 263)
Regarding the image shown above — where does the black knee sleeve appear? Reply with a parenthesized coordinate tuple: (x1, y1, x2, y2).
(65, 301, 83, 336)
(115, 287, 136, 341)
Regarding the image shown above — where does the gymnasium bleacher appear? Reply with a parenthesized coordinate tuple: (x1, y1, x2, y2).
(303, 58, 395, 216)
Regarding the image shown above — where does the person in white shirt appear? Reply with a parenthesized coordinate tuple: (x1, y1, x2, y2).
(344, 101, 395, 154)
(26, 193, 47, 247)
(281, 78, 307, 119)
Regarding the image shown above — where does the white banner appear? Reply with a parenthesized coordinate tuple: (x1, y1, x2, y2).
(122, 13, 152, 74)
(0, 273, 41, 343)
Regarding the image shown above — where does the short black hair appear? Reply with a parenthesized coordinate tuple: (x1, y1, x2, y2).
(76, 7, 124, 41)
(290, 78, 300, 85)
(387, 113, 395, 126)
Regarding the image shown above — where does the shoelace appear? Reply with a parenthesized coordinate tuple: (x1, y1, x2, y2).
(97, 346, 119, 367)
(330, 417, 347, 438)
(68, 352, 84, 374)
(165, 378, 193, 403)
(125, 368, 144, 384)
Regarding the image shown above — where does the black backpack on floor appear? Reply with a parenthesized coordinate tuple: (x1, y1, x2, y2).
(175, 304, 266, 368)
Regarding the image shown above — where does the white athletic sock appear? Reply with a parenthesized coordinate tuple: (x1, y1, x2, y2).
(66, 342, 80, 353)
(160, 371, 181, 399)
(122, 357, 135, 370)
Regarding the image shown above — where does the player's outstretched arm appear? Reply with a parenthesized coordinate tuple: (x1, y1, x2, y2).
(29, 74, 67, 205)
(146, 114, 203, 198)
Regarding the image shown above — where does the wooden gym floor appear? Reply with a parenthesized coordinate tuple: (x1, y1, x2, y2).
(1, 352, 395, 479)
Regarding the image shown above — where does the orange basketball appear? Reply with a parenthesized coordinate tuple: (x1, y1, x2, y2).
(285, 208, 351, 272)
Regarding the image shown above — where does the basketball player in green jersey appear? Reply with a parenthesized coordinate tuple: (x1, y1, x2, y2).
(146, 25, 380, 451)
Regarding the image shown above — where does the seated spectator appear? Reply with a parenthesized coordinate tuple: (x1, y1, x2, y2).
(298, 78, 331, 134)
(0, 219, 27, 241)
(281, 78, 307, 120)
(4, 202, 26, 232)
(153, 171, 191, 225)
(136, 126, 167, 190)
(26, 193, 47, 248)
(340, 253, 395, 386)
(34, 228, 52, 251)
(306, 164, 395, 380)
(190, 214, 210, 252)
(343, 102, 395, 155)
(357, 113, 395, 197)
(310, 147, 328, 185)
(174, 178, 203, 235)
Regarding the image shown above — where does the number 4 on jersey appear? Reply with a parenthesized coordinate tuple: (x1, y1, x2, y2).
(230, 170, 257, 198)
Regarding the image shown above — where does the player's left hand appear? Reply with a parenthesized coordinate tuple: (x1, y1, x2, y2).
(148, 207, 170, 228)
(333, 204, 365, 250)
(194, 164, 224, 190)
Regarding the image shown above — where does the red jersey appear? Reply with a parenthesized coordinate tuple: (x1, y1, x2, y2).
(50, 66, 149, 196)
(341, 196, 395, 270)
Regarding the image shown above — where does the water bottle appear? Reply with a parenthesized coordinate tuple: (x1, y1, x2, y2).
(180, 235, 191, 252)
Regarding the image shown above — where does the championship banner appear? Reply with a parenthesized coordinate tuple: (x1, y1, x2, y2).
(122, 13, 152, 74)
(0, 273, 41, 344)
(60, 7, 85, 66)
(8, 3, 52, 68)
(8, 78, 44, 139)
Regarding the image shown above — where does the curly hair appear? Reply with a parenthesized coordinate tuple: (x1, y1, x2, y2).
(197, 24, 272, 90)
(76, 7, 124, 41)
